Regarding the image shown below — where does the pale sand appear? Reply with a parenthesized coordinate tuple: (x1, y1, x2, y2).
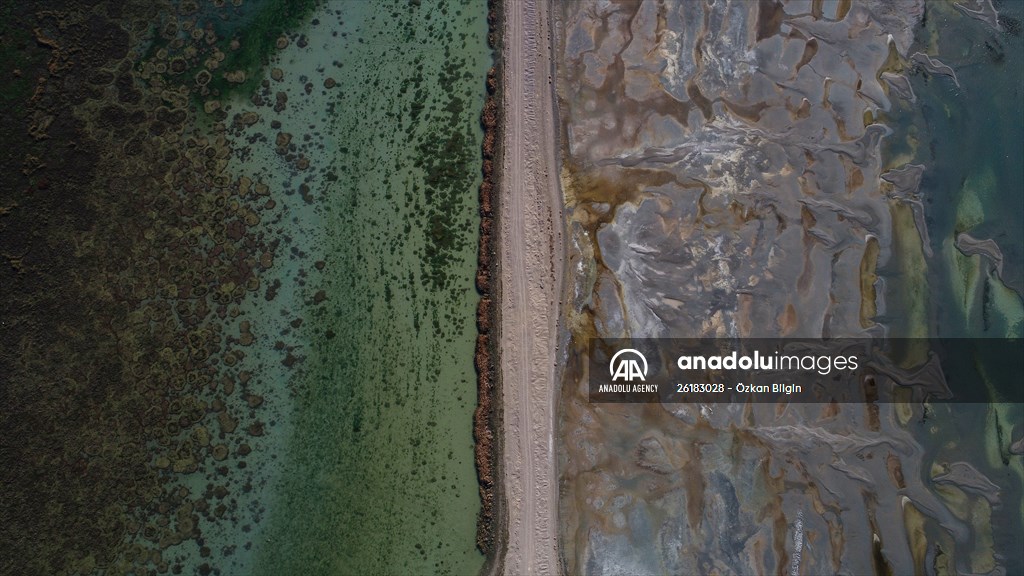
(498, 0, 563, 573)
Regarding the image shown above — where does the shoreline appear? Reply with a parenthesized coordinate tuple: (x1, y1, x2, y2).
(474, 0, 508, 573)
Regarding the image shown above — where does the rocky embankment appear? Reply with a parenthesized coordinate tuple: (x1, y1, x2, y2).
(473, 0, 503, 559)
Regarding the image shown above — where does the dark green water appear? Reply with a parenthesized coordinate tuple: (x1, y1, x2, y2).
(886, 1, 1024, 339)
(882, 3, 1024, 571)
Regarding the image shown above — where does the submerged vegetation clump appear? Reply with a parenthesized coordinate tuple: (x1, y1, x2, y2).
(0, 1, 302, 573)
(205, 0, 320, 97)
(413, 52, 482, 291)
(3, 0, 496, 573)
(143, 0, 320, 107)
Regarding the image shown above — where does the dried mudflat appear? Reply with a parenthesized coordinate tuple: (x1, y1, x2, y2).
(552, 1, 1023, 574)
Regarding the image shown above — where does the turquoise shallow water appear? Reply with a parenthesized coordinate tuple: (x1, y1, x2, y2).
(213, 1, 491, 574)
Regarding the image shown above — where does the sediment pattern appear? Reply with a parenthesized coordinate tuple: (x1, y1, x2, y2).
(554, 1, 1019, 574)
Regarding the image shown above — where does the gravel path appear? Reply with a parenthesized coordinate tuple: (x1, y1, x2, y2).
(498, 0, 563, 572)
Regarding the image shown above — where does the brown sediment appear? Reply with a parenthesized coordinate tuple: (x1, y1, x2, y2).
(473, 0, 506, 570)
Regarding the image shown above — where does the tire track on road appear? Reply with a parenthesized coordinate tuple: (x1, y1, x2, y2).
(499, 0, 561, 572)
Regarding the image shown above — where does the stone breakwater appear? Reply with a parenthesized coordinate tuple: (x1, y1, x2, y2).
(473, 0, 504, 560)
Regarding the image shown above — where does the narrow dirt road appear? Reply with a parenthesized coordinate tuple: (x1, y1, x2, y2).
(499, 0, 562, 573)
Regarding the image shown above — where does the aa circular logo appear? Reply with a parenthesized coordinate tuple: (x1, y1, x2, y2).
(609, 349, 648, 382)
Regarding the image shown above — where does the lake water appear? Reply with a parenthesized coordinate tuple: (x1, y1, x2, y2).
(212, 1, 491, 574)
